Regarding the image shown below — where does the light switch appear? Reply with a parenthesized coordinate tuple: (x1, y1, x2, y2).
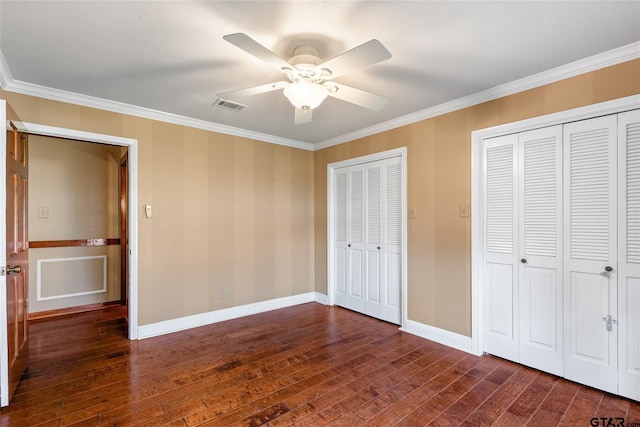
(409, 206, 417, 219)
(144, 204, 152, 218)
(38, 206, 49, 219)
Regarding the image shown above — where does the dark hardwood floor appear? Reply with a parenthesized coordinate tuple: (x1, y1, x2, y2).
(0, 303, 638, 426)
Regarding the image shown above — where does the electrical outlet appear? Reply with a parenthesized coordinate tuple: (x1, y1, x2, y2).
(220, 288, 228, 299)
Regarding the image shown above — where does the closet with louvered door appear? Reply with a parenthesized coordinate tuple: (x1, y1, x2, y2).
(482, 109, 640, 401)
(333, 156, 402, 325)
(483, 125, 563, 376)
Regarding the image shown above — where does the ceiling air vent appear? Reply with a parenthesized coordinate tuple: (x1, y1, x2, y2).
(212, 98, 248, 112)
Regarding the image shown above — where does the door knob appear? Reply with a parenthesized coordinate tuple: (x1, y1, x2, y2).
(604, 266, 613, 272)
(7, 265, 22, 274)
(520, 259, 527, 264)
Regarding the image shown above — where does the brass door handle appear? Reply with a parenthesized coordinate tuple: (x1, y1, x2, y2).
(7, 265, 22, 274)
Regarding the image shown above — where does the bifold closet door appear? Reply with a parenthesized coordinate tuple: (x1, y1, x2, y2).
(483, 134, 519, 361)
(335, 167, 365, 313)
(618, 109, 640, 401)
(333, 157, 402, 324)
(483, 127, 563, 375)
(517, 126, 563, 376)
(563, 115, 618, 395)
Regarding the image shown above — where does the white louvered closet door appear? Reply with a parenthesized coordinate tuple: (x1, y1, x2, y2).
(517, 126, 563, 376)
(483, 134, 519, 361)
(618, 109, 640, 401)
(333, 157, 402, 324)
(334, 169, 349, 308)
(348, 167, 366, 313)
(371, 158, 402, 324)
(563, 115, 618, 394)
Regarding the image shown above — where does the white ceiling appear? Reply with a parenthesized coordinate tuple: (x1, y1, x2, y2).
(1, 1, 639, 149)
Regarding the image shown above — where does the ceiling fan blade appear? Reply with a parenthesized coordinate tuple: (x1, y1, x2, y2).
(327, 82, 389, 111)
(294, 107, 313, 125)
(317, 39, 391, 79)
(223, 33, 292, 73)
(217, 81, 288, 100)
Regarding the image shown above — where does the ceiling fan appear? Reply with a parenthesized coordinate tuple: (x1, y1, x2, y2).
(217, 33, 392, 124)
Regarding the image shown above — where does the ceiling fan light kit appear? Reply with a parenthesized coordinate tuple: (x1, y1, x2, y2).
(217, 33, 391, 124)
(283, 81, 328, 111)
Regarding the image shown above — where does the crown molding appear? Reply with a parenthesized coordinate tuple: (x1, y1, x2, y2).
(2, 42, 639, 152)
(313, 41, 640, 150)
(0, 51, 314, 151)
(0, 50, 13, 89)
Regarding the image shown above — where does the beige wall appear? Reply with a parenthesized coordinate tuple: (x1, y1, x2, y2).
(314, 59, 640, 336)
(1, 59, 638, 332)
(28, 136, 122, 312)
(1, 90, 315, 325)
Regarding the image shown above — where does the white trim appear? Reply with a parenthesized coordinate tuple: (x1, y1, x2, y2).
(138, 292, 325, 340)
(326, 147, 408, 329)
(401, 320, 476, 355)
(314, 42, 640, 150)
(2, 43, 638, 151)
(36, 256, 107, 301)
(470, 94, 640, 358)
(2, 76, 314, 152)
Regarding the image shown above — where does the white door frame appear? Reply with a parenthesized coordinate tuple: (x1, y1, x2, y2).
(470, 94, 640, 356)
(327, 147, 408, 329)
(0, 115, 139, 406)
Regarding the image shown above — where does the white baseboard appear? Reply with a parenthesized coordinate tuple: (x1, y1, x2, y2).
(401, 319, 480, 356)
(138, 292, 328, 339)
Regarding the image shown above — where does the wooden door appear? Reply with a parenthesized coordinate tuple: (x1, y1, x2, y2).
(517, 126, 563, 376)
(5, 124, 29, 405)
(563, 115, 618, 394)
(617, 109, 640, 401)
(120, 152, 128, 307)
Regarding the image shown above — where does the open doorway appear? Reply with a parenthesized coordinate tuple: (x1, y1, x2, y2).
(1, 117, 139, 407)
(8, 121, 138, 339)
(27, 135, 126, 318)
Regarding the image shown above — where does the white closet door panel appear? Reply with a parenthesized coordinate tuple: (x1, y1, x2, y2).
(565, 270, 617, 393)
(483, 135, 518, 360)
(376, 157, 402, 324)
(348, 247, 365, 312)
(619, 276, 640, 400)
(383, 250, 402, 324)
(334, 170, 349, 307)
(336, 171, 348, 243)
(335, 247, 347, 301)
(485, 262, 518, 361)
(349, 169, 364, 244)
(518, 126, 563, 376)
(385, 161, 402, 247)
(366, 250, 381, 303)
(563, 115, 618, 394)
(364, 165, 383, 318)
(618, 109, 640, 401)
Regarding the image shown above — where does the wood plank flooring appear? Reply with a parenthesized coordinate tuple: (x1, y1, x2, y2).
(0, 303, 638, 426)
